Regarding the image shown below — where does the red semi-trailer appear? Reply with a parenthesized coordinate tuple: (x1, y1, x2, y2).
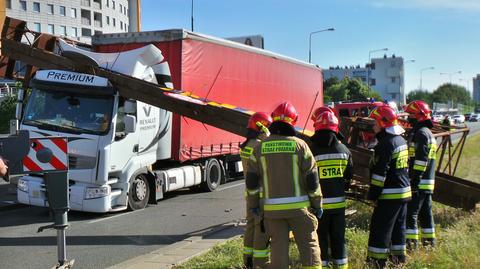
(93, 29, 323, 162)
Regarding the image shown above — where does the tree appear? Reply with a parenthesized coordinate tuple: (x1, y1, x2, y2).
(323, 77, 381, 103)
(0, 95, 17, 134)
(432, 83, 472, 105)
(407, 90, 432, 105)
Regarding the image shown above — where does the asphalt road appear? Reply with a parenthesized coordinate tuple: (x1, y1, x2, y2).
(0, 181, 245, 269)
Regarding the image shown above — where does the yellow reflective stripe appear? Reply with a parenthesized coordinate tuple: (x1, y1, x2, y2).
(220, 103, 236, 109)
(406, 234, 419, 240)
(367, 251, 389, 259)
(413, 164, 427, 172)
(316, 159, 348, 166)
(263, 201, 310, 211)
(419, 184, 435, 190)
(253, 248, 270, 258)
(243, 246, 253, 254)
(240, 147, 253, 159)
(207, 101, 221, 107)
(379, 191, 412, 200)
(323, 201, 346, 209)
(247, 189, 260, 196)
(273, 116, 295, 124)
(293, 155, 300, 197)
(249, 154, 257, 163)
(301, 265, 322, 269)
(392, 149, 408, 159)
(371, 179, 385, 187)
(428, 143, 437, 159)
(261, 140, 296, 154)
(261, 156, 269, 199)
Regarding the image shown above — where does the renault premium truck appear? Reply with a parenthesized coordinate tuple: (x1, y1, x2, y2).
(17, 29, 323, 212)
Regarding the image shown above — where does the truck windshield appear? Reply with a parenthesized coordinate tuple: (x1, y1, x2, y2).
(22, 88, 114, 135)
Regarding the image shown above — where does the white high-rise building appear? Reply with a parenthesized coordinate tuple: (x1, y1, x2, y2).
(323, 54, 406, 105)
(4, 0, 140, 44)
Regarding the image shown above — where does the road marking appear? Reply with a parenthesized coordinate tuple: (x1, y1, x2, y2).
(88, 209, 144, 224)
(218, 182, 244, 191)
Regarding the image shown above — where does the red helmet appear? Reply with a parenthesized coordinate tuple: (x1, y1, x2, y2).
(271, 102, 298, 126)
(312, 110, 339, 133)
(369, 105, 398, 128)
(405, 100, 431, 122)
(247, 112, 273, 132)
(311, 106, 334, 122)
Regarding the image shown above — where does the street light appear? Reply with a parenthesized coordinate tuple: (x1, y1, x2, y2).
(308, 27, 335, 63)
(366, 48, 388, 87)
(440, 71, 462, 84)
(191, 0, 194, 31)
(420, 66, 435, 90)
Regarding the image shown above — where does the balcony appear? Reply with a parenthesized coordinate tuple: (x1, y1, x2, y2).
(81, 0, 91, 7)
(93, 0, 101, 9)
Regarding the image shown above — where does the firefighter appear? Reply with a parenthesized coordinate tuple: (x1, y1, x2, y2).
(367, 105, 411, 268)
(246, 101, 322, 269)
(241, 112, 273, 269)
(310, 108, 353, 269)
(404, 100, 437, 249)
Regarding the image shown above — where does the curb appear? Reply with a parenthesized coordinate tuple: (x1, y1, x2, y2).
(107, 220, 245, 269)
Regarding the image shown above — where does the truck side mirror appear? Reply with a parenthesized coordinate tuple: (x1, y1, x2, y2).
(124, 100, 136, 114)
(124, 115, 136, 134)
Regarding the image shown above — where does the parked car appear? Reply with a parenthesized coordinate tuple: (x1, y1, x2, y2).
(453, 114, 465, 124)
(432, 114, 444, 122)
(470, 114, 479, 122)
(464, 113, 472, 121)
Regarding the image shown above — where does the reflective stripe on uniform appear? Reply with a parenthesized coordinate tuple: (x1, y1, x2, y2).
(260, 156, 269, 199)
(322, 196, 346, 210)
(240, 146, 253, 159)
(316, 159, 348, 166)
(379, 186, 412, 200)
(392, 145, 408, 158)
(264, 195, 309, 205)
(322, 261, 329, 267)
(428, 143, 438, 159)
(406, 229, 419, 240)
(263, 201, 310, 211)
(419, 179, 435, 190)
(301, 265, 322, 269)
(261, 140, 296, 154)
(246, 188, 260, 196)
(293, 155, 300, 197)
(421, 228, 436, 238)
(367, 246, 389, 259)
(243, 246, 253, 255)
(371, 173, 386, 187)
(413, 159, 427, 172)
(250, 154, 257, 163)
(333, 258, 348, 265)
(408, 143, 416, 157)
(253, 248, 269, 258)
(315, 153, 349, 161)
(390, 244, 406, 255)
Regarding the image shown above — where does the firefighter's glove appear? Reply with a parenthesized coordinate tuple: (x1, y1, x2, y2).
(313, 207, 323, 219)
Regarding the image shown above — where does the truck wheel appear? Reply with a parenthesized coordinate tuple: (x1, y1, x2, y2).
(201, 158, 223, 192)
(128, 174, 150, 210)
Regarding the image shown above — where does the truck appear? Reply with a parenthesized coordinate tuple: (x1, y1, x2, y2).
(16, 29, 323, 213)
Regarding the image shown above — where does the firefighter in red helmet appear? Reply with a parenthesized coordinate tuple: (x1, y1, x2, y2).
(404, 100, 437, 249)
(241, 112, 272, 269)
(367, 105, 411, 268)
(310, 108, 353, 269)
(246, 101, 322, 269)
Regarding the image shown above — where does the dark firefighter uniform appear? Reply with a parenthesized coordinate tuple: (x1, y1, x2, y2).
(311, 131, 353, 269)
(241, 136, 270, 268)
(246, 123, 323, 269)
(367, 130, 411, 267)
(406, 120, 437, 247)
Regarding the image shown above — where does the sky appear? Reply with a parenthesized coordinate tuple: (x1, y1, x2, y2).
(141, 0, 480, 94)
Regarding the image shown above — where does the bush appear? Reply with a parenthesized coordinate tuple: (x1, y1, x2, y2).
(0, 95, 17, 134)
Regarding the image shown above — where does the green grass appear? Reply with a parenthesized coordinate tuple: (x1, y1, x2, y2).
(454, 133, 480, 183)
(174, 204, 480, 269)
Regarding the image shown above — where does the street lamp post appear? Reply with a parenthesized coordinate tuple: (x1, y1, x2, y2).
(420, 66, 435, 90)
(191, 0, 194, 31)
(308, 27, 335, 63)
(366, 48, 388, 87)
(440, 71, 462, 84)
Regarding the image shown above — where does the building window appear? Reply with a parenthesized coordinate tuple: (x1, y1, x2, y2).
(70, 27, 78, 37)
(106, 0, 109, 7)
(106, 16, 110, 25)
(390, 61, 396, 67)
(33, 22, 41, 32)
(20, 0, 27, 11)
(6, 0, 12, 9)
(112, 18, 116, 27)
(119, 3, 122, 12)
(33, 2, 40, 12)
(81, 28, 91, 37)
(120, 21, 123, 30)
(47, 4, 54, 14)
(391, 77, 396, 83)
(47, 24, 54, 34)
(371, 78, 376, 86)
(112, 0, 115, 9)
(59, 6, 66, 16)
(60, 26, 67, 36)
(71, 8, 77, 18)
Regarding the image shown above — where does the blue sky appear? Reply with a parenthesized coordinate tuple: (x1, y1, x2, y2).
(141, 0, 479, 94)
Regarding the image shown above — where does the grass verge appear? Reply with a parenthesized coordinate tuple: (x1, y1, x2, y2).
(453, 132, 480, 183)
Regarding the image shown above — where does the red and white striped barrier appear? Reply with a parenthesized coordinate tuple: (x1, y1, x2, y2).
(23, 137, 68, 172)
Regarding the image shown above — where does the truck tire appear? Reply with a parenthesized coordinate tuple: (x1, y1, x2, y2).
(201, 158, 223, 192)
(128, 174, 150, 210)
